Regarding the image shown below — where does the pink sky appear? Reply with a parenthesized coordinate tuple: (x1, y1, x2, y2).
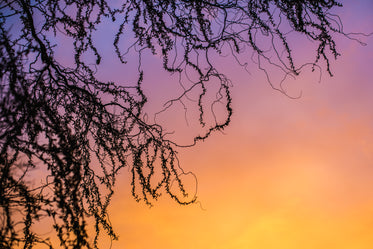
(28, 1, 372, 248)
(96, 1, 373, 248)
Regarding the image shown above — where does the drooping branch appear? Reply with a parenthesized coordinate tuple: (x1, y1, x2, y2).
(1, 0, 364, 248)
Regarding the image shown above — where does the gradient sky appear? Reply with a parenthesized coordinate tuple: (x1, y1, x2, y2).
(37, 1, 373, 248)
(93, 1, 373, 249)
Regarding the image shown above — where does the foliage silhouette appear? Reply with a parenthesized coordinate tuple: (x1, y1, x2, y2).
(0, 0, 365, 248)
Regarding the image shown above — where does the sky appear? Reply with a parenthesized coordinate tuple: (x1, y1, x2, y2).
(94, 1, 373, 249)
(20, 1, 372, 248)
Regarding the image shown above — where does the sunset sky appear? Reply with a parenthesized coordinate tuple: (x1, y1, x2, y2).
(42, 1, 373, 248)
(93, 1, 373, 249)
(78, 2, 373, 249)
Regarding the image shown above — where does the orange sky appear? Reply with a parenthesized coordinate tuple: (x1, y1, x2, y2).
(23, 1, 372, 248)
(97, 2, 373, 248)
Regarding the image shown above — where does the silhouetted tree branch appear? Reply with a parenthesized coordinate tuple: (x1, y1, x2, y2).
(0, 0, 367, 248)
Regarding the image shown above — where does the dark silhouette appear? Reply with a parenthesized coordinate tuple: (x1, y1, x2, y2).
(0, 0, 363, 248)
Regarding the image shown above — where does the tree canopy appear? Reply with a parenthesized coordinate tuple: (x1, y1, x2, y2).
(0, 0, 363, 248)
